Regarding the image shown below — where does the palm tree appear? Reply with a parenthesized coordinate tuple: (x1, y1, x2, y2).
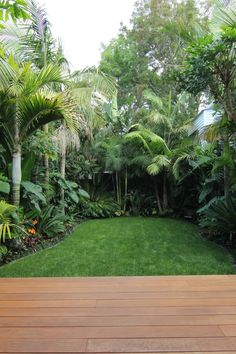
(124, 124, 170, 213)
(95, 136, 123, 206)
(196, 116, 236, 197)
(0, 0, 59, 188)
(0, 57, 77, 206)
(142, 90, 194, 209)
(54, 68, 117, 212)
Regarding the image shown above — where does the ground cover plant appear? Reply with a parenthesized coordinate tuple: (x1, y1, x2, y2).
(0, 217, 233, 277)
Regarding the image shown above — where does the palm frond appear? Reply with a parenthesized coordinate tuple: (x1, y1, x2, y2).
(0, 56, 17, 91)
(147, 155, 171, 176)
(72, 68, 117, 101)
(18, 89, 77, 140)
(124, 131, 152, 155)
(149, 111, 172, 131)
(143, 89, 163, 110)
(172, 153, 192, 180)
(210, 0, 236, 34)
(53, 124, 80, 152)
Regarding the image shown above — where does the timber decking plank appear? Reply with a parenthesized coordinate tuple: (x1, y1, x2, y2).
(220, 325, 236, 336)
(1, 276, 236, 353)
(95, 298, 236, 307)
(2, 298, 236, 308)
(86, 337, 236, 352)
(3, 290, 236, 300)
(2, 305, 236, 316)
(0, 325, 224, 339)
(2, 285, 236, 293)
(0, 299, 96, 308)
(2, 314, 236, 327)
(2, 338, 236, 353)
(0, 339, 87, 353)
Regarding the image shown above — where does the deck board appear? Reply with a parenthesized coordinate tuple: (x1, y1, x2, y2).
(1, 275, 236, 353)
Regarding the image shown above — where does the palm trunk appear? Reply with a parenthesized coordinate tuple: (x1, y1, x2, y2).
(224, 165, 230, 197)
(60, 128, 66, 214)
(163, 171, 168, 210)
(111, 174, 115, 195)
(119, 173, 122, 207)
(32, 156, 40, 184)
(43, 124, 49, 188)
(153, 178, 163, 214)
(223, 139, 230, 197)
(12, 146, 21, 206)
(12, 111, 21, 206)
(115, 171, 120, 205)
(123, 167, 128, 212)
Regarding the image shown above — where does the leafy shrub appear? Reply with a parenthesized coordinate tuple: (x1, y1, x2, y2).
(0, 174, 10, 195)
(57, 178, 89, 204)
(0, 200, 26, 243)
(79, 199, 121, 218)
(198, 196, 236, 242)
(0, 245, 8, 262)
(127, 191, 156, 216)
(36, 206, 65, 238)
(50, 174, 90, 210)
(21, 181, 46, 211)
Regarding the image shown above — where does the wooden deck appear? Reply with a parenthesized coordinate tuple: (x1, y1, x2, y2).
(1, 276, 236, 353)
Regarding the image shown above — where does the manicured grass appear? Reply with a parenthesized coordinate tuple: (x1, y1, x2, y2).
(0, 217, 233, 277)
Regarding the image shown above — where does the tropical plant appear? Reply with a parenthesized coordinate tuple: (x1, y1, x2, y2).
(36, 205, 65, 238)
(0, 56, 77, 206)
(198, 195, 236, 242)
(0, 0, 29, 22)
(79, 198, 120, 219)
(0, 173, 10, 195)
(95, 136, 124, 206)
(0, 200, 26, 242)
(124, 124, 170, 214)
(21, 181, 46, 212)
(0, 244, 7, 260)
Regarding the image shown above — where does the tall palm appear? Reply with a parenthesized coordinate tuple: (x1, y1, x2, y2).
(142, 90, 194, 208)
(95, 137, 123, 205)
(143, 90, 192, 148)
(0, 0, 59, 187)
(0, 58, 77, 206)
(51, 66, 117, 212)
(197, 116, 236, 196)
(124, 124, 170, 213)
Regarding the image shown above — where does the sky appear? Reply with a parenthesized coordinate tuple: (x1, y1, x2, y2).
(37, 0, 136, 70)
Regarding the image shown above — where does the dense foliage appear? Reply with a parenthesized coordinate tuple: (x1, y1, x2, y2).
(0, 0, 236, 266)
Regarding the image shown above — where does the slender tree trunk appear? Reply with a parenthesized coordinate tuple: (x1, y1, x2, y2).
(123, 167, 128, 212)
(224, 165, 230, 197)
(163, 171, 168, 210)
(12, 145, 21, 206)
(42, 39, 49, 189)
(115, 171, 120, 205)
(111, 173, 115, 197)
(43, 124, 49, 188)
(60, 127, 66, 215)
(223, 138, 230, 197)
(119, 173, 121, 207)
(153, 178, 163, 214)
(32, 155, 40, 184)
(12, 110, 21, 206)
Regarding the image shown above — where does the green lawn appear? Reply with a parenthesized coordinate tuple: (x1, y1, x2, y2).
(0, 217, 234, 277)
